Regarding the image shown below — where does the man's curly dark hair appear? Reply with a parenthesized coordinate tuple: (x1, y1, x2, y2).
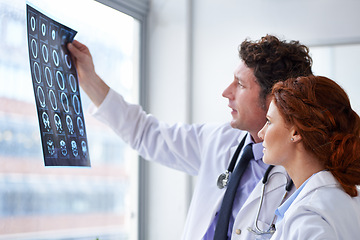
(239, 34, 313, 108)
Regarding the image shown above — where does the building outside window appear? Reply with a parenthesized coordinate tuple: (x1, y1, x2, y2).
(0, 0, 141, 239)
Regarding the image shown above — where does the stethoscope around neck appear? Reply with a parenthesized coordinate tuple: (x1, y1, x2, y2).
(247, 165, 294, 236)
(216, 135, 294, 236)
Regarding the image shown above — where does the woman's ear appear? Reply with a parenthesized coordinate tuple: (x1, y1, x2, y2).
(290, 128, 302, 143)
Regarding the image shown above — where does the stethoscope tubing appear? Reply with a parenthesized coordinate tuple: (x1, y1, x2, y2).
(252, 165, 294, 235)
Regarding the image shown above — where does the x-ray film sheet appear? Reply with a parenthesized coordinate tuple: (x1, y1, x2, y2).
(26, 4, 90, 167)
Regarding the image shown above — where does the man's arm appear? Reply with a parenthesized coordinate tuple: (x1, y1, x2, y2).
(67, 40, 110, 107)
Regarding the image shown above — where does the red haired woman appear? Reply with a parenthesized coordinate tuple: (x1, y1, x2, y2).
(258, 75, 360, 239)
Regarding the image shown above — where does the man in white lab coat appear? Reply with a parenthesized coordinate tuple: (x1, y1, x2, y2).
(68, 35, 313, 239)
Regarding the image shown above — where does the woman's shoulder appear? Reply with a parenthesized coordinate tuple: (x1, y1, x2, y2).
(287, 171, 360, 219)
(307, 185, 357, 207)
(289, 180, 360, 228)
(297, 171, 359, 210)
(280, 184, 359, 235)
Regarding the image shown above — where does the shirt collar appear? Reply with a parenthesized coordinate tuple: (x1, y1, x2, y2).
(275, 178, 308, 224)
(275, 171, 326, 224)
(242, 133, 264, 161)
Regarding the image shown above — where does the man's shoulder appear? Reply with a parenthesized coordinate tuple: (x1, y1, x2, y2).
(201, 122, 244, 137)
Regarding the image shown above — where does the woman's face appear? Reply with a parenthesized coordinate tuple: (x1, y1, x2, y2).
(258, 100, 295, 166)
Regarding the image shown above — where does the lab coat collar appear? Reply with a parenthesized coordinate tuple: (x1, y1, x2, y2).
(290, 170, 340, 206)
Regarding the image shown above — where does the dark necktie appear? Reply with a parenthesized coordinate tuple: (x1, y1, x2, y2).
(213, 143, 254, 239)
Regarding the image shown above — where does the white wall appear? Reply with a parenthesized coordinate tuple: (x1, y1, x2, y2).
(145, 0, 360, 239)
(145, 0, 191, 239)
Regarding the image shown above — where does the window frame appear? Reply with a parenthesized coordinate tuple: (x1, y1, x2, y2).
(94, 1, 149, 239)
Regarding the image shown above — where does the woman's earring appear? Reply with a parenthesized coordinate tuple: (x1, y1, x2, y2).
(291, 138, 294, 141)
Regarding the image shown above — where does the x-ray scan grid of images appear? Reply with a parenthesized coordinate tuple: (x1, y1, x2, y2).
(26, 4, 90, 167)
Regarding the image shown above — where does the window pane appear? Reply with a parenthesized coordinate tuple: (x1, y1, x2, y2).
(0, 0, 139, 239)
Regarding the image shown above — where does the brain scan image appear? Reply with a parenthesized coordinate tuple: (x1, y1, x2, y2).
(30, 16, 36, 31)
(73, 95, 80, 115)
(61, 92, 69, 112)
(64, 54, 72, 69)
(52, 30, 56, 40)
(77, 116, 84, 136)
(27, 4, 90, 166)
(42, 111, 50, 131)
(33, 62, 41, 83)
(71, 140, 78, 157)
(54, 113, 62, 133)
(45, 66, 52, 87)
(31, 39, 38, 58)
(60, 139, 67, 156)
(81, 141, 87, 156)
(46, 137, 55, 156)
(50, 22, 59, 42)
(56, 71, 65, 90)
(66, 115, 74, 135)
(52, 49, 59, 67)
(41, 23, 46, 36)
(37, 86, 46, 108)
(69, 73, 77, 92)
(42, 44, 49, 63)
(49, 89, 57, 111)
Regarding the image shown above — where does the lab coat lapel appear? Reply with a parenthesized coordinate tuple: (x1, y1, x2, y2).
(185, 132, 247, 240)
(230, 165, 290, 238)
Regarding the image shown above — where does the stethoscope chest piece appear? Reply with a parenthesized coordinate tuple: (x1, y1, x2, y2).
(217, 135, 247, 189)
(217, 171, 230, 189)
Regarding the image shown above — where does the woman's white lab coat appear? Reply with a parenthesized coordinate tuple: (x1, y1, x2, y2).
(91, 89, 293, 240)
(271, 171, 360, 240)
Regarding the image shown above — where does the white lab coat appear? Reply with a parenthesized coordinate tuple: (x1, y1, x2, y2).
(271, 171, 360, 240)
(91, 89, 293, 240)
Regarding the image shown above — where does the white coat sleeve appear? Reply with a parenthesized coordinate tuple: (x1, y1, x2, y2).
(89, 89, 222, 175)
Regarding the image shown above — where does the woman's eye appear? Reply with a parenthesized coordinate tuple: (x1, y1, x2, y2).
(266, 119, 271, 125)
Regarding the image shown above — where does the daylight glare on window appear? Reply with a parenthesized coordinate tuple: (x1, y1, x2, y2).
(0, 0, 140, 239)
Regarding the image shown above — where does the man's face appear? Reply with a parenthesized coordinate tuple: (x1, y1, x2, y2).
(222, 61, 267, 142)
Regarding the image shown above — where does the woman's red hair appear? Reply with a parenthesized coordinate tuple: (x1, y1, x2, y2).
(272, 75, 360, 197)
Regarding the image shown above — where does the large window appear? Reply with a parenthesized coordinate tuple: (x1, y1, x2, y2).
(0, 0, 140, 239)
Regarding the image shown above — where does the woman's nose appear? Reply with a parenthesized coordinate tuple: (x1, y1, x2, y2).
(258, 124, 266, 140)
